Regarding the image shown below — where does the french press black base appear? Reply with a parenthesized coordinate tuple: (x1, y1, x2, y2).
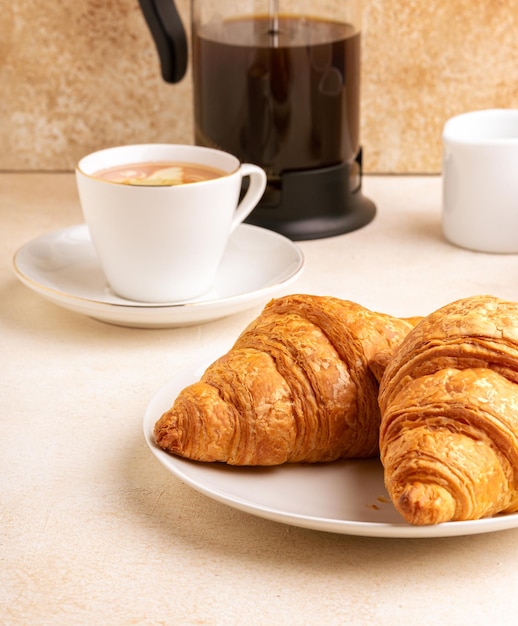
(245, 149, 376, 241)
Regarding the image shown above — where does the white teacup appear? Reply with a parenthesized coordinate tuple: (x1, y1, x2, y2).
(442, 109, 518, 253)
(76, 144, 267, 302)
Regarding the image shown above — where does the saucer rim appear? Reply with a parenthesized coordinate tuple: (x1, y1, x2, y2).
(12, 223, 305, 326)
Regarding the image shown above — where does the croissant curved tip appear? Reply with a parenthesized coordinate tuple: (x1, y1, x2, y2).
(154, 418, 182, 455)
(396, 482, 456, 525)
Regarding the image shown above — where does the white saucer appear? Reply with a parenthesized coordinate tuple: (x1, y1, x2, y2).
(144, 358, 518, 538)
(13, 224, 304, 328)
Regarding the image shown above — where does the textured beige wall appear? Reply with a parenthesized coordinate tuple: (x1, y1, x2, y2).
(2, 0, 518, 173)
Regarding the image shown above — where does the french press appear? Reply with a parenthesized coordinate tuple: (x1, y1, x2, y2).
(139, 0, 375, 240)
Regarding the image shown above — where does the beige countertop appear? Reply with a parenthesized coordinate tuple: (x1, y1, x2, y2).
(2, 173, 518, 625)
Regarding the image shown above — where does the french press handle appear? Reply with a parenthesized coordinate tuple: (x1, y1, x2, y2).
(138, 0, 188, 83)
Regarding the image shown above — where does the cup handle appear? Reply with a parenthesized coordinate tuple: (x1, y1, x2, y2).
(230, 163, 267, 232)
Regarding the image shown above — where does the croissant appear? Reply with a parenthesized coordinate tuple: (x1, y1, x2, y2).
(154, 294, 417, 465)
(379, 294, 518, 525)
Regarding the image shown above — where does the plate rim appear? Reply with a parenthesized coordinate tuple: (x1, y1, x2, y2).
(143, 359, 518, 538)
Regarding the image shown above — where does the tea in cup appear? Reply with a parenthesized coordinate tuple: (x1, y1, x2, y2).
(76, 144, 267, 302)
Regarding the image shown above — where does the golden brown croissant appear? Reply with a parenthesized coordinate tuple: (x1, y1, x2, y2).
(379, 294, 518, 525)
(154, 294, 416, 465)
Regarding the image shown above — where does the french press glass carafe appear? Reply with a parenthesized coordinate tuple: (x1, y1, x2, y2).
(139, 0, 375, 240)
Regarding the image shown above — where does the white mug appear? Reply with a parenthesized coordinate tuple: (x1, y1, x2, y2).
(442, 109, 518, 253)
(76, 144, 266, 302)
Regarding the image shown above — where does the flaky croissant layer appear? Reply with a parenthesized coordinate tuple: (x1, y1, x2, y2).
(379, 295, 518, 525)
(154, 294, 416, 465)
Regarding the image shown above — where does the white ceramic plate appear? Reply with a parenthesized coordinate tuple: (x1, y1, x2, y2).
(144, 359, 518, 538)
(12, 223, 304, 328)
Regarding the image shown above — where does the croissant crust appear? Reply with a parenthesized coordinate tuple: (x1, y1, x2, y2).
(154, 294, 415, 465)
(379, 295, 518, 525)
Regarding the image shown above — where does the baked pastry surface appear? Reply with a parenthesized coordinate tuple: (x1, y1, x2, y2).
(379, 295, 518, 524)
(154, 294, 415, 465)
